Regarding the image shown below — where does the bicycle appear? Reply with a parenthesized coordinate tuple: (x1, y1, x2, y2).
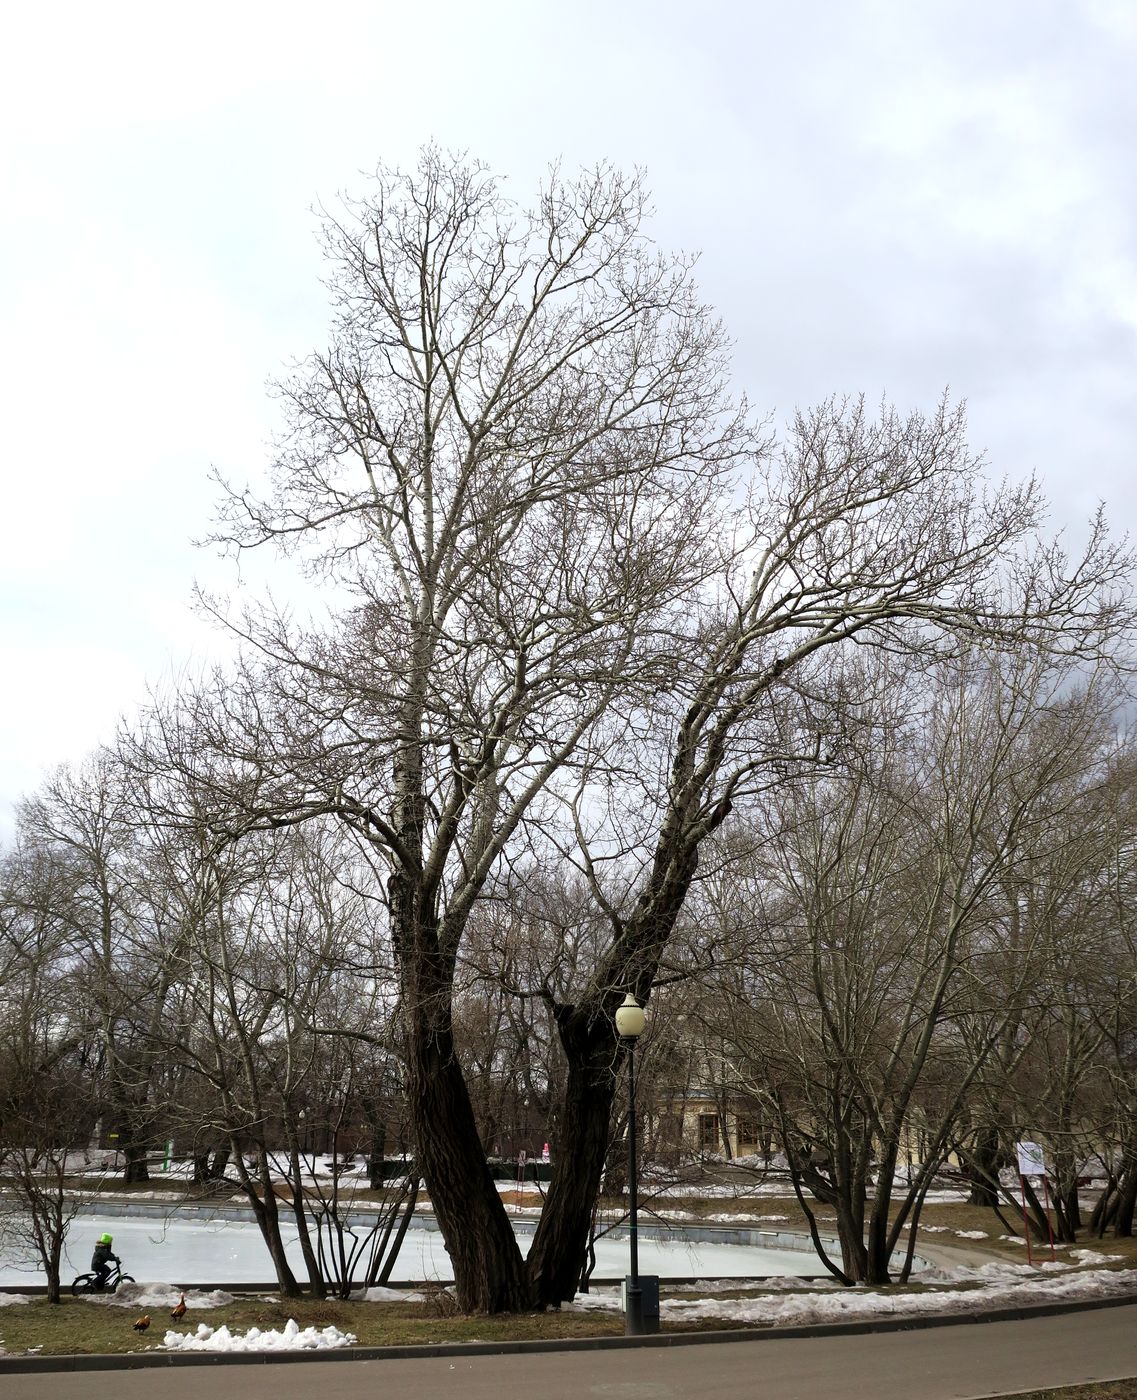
(71, 1261, 135, 1296)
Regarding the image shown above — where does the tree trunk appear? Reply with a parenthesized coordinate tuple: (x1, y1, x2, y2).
(1114, 1160, 1137, 1238)
(1056, 1179, 1080, 1242)
(527, 1011, 619, 1308)
(374, 1177, 421, 1287)
(285, 1151, 327, 1300)
(835, 1199, 870, 1283)
(368, 1122, 387, 1191)
(121, 1135, 150, 1184)
(405, 1013, 529, 1312)
(233, 1143, 302, 1296)
(964, 1125, 1002, 1207)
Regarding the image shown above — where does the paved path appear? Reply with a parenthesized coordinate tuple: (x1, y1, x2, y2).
(2, 1304, 1136, 1400)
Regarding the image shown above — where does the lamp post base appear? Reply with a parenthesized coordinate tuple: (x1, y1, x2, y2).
(624, 1282, 644, 1336)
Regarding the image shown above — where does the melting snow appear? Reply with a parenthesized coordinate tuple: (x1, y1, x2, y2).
(352, 1286, 426, 1303)
(79, 1284, 234, 1309)
(164, 1317, 356, 1352)
(564, 1263, 1137, 1326)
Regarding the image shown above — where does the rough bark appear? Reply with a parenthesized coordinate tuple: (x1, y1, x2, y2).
(526, 1008, 619, 1307)
(406, 1013, 529, 1311)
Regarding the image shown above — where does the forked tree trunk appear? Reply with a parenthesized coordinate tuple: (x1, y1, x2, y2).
(235, 1143, 302, 1296)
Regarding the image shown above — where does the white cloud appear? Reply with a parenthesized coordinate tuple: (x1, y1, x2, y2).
(2, 0, 1135, 831)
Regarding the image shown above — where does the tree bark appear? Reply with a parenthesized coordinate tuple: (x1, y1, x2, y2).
(964, 1125, 1003, 1207)
(405, 1013, 529, 1311)
(233, 1143, 302, 1296)
(526, 1008, 619, 1308)
(1114, 1159, 1137, 1238)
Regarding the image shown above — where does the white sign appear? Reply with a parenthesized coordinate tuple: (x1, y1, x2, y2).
(1016, 1141, 1046, 1176)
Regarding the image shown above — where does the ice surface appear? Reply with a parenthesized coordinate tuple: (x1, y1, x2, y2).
(0, 1216, 826, 1286)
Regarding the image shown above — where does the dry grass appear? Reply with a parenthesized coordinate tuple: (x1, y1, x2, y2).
(5, 1182, 1133, 1365)
(0, 1293, 629, 1357)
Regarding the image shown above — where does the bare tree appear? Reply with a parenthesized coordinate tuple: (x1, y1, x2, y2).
(698, 650, 1123, 1283)
(195, 149, 748, 1311)
(0, 847, 100, 1302)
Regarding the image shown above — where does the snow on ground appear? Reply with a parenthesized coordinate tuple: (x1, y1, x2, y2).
(650, 1210, 792, 1225)
(163, 1318, 356, 1352)
(0, 1295, 29, 1308)
(352, 1286, 426, 1303)
(667, 1276, 839, 1293)
(79, 1284, 234, 1309)
(564, 1263, 1137, 1327)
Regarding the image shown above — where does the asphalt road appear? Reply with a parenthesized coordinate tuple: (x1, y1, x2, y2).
(2, 1304, 1136, 1400)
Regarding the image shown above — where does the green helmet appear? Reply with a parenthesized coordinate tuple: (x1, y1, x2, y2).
(98, 1233, 113, 1245)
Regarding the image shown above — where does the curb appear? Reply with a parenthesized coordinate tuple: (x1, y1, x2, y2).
(3, 1289, 1137, 1374)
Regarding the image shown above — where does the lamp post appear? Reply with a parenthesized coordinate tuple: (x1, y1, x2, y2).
(615, 991, 646, 1335)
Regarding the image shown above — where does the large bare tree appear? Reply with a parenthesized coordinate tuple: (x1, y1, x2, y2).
(199, 149, 746, 1310)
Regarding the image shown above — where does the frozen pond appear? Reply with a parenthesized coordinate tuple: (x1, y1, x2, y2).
(0, 1214, 826, 1286)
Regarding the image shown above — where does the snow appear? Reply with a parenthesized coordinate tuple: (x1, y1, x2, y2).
(0, 1294, 29, 1308)
(563, 1262, 1137, 1327)
(352, 1286, 426, 1303)
(163, 1318, 356, 1352)
(78, 1283, 235, 1309)
(652, 1210, 791, 1225)
(1071, 1249, 1125, 1265)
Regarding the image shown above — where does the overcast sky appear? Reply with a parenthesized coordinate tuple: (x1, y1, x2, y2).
(1, 0, 1134, 838)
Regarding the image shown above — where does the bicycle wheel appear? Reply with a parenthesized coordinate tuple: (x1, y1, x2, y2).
(109, 1273, 134, 1292)
(71, 1274, 96, 1296)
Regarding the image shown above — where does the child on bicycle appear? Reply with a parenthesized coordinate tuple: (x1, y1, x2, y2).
(91, 1233, 120, 1289)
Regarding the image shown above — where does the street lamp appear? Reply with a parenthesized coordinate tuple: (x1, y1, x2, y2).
(615, 991, 646, 1336)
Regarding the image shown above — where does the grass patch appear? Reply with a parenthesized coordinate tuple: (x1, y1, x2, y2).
(0, 1293, 631, 1357)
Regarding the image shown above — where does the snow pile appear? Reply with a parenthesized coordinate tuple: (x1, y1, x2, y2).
(954, 1230, 989, 1240)
(354, 1285, 424, 1303)
(164, 1317, 357, 1352)
(0, 1294, 29, 1308)
(81, 1283, 234, 1309)
(352, 1286, 425, 1303)
(1071, 1249, 1125, 1266)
